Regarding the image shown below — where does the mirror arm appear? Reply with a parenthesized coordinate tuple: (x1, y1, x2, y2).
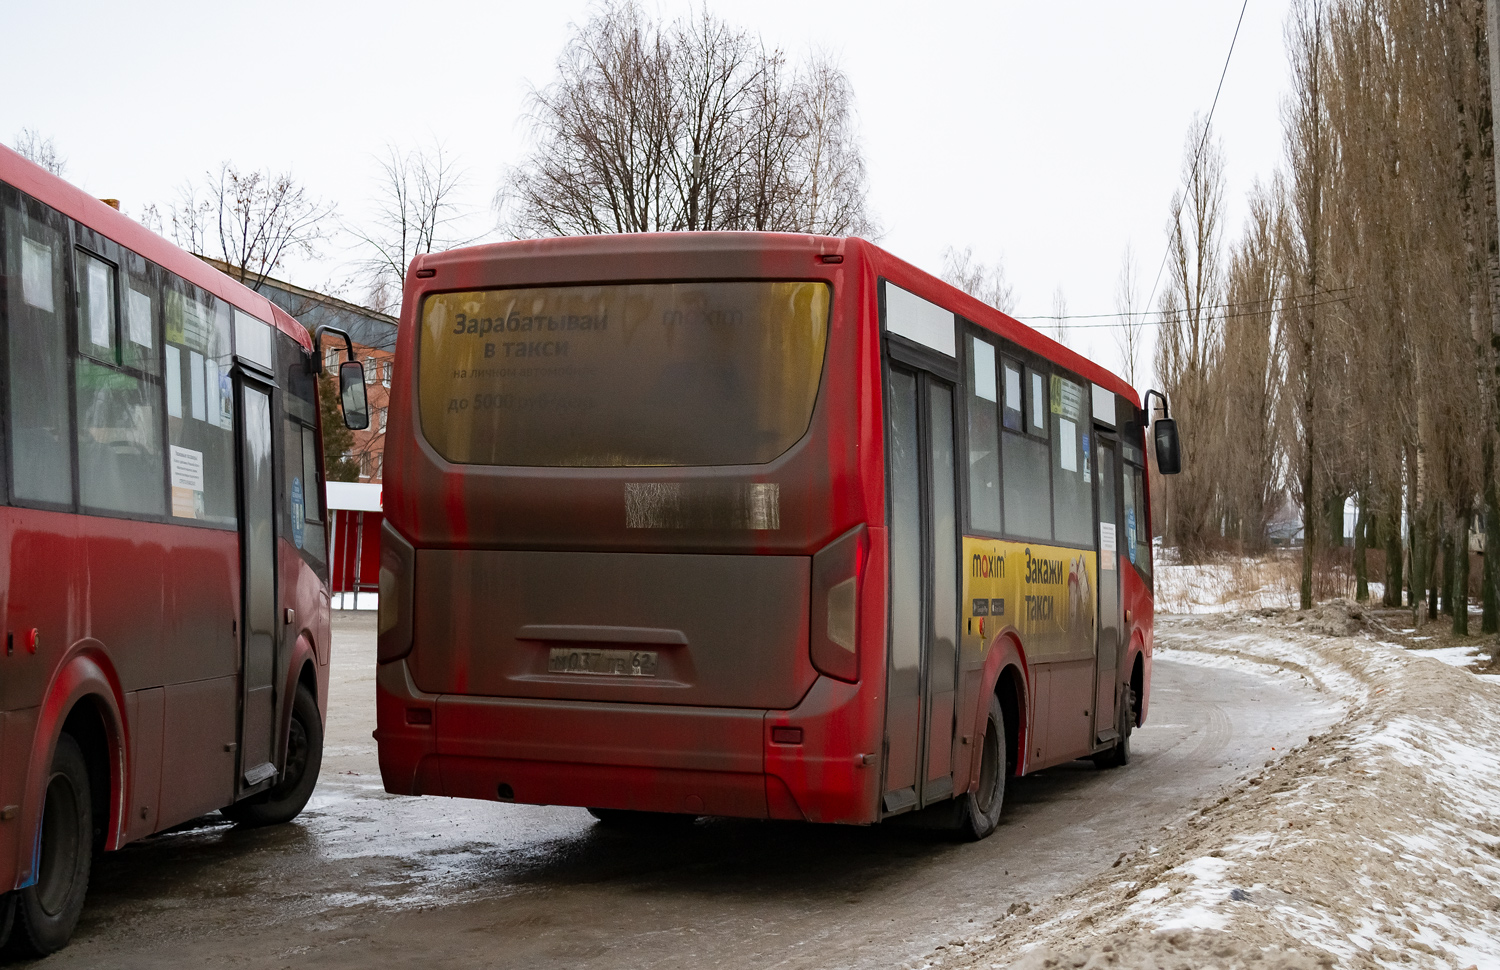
(1141, 388, 1171, 422)
(311, 325, 358, 374)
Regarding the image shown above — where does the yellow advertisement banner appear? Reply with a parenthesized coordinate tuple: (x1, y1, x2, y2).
(962, 537, 1097, 661)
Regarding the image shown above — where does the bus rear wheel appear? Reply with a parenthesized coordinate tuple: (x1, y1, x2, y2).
(223, 684, 323, 827)
(8, 733, 92, 957)
(955, 694, 1007, 841)
(0, 889, 16, 951)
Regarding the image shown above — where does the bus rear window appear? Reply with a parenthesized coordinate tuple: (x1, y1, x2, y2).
(418, 281, 830, 467)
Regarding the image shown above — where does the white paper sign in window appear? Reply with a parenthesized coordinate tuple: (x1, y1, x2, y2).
(884, 282, 955, 357)
(1100, 522, 1117, 567)
(971, 337, 996, 401)
(87, 258, 113, 349)
(169, 444, 204, 519)
(1059, 417, 1078, 472)
(1092, 383, 1116, 426)
(234, 309, 273, 368)
(128, 288, 154, 348)
(21, 237, 54, 312)
(189, 350, 207, 421)
(166, 346, 183, 417)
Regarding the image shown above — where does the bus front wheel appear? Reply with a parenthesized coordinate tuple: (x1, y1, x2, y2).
(224, 684, 324, 827)
(956, 694, 1007, 841)
(1093, 685, 1135, 770)
(7, 733, 92, 957)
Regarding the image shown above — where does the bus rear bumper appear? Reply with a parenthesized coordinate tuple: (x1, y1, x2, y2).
(374, 661, 881, 825)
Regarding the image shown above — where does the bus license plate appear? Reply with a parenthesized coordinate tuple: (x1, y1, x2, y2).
(548, 648, 659, 677)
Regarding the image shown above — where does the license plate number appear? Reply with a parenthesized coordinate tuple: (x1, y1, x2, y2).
(548, 647, 659, 677)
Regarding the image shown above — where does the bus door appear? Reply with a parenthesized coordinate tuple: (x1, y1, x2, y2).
(882, 364, 960, 814)
(236, 375, 280, 792)
(1093, 432, 1122, 740)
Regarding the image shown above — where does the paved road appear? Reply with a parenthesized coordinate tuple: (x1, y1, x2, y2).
(27, 614, 1339, 969)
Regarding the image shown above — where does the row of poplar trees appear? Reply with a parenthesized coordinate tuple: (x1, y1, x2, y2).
(1156, 0, 1500, 631)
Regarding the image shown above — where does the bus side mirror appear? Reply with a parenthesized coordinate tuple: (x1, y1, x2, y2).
(339, 360, 370, 431)
(1154, 417, 1182, 475)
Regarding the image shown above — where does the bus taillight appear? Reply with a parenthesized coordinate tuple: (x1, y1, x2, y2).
(810, 526, 868, 683)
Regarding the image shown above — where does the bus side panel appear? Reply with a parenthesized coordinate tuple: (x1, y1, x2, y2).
(156, 527, 239, 830)
(0, 709, 11, 890)
(1, 707, 37, 891)
(1121, 564, 1153, 725)
(83, 520, 166, 695)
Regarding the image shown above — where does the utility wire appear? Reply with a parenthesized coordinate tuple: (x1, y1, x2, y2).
(1027, 292, 1352, 330)
(1020, 286, 1353, 323)
(1139, 0, 1252, 326)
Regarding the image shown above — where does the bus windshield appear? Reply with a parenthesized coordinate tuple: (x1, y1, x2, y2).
(417, 280, 830, 467)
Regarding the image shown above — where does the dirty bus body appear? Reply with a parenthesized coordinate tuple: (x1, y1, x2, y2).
(0, 145, 340, 954)
(376, 232, 1159, 835)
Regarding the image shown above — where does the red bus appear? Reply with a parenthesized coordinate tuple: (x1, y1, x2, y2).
(0, 145, 368, 955)
(375, 233, 1177, 838)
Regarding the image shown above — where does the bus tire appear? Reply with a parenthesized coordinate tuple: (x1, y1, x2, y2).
(956, 694, 1007, 841)
(0, 890, 16, 951)
(8, 733, 92, 957)
(586, 808, 696, 828)
(223, 684, 323, 827)
(1093, 684, 1135, 769)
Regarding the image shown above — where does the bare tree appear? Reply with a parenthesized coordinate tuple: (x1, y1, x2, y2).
(349, 141, 471, 313)
(147, 163, 333, 292)
(504, 1, 876, 238)
(1114, 243, 1146, 388)
(1156, 114, 1228, 558)
(1219, 176, 1289, 552)
(1051, 286, 1070, 348)
(792, 53, 878, 236)
(11, 128, 65, 176)
(940, 245, 1016, 313)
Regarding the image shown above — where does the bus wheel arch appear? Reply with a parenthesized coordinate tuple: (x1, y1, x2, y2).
(24, 650, 127, 865)
(10, 666, 123, 958)
(1130, 651, 1146, 729)
(994, 665, 1024, 779)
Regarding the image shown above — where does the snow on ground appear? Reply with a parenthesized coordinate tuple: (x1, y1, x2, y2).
(1153, 552, 1385, 615)
(930, 603, 1500, 970)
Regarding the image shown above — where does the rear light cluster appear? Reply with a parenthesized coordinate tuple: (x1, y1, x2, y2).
(810, 525, 868, 683)
(377, 521, 416, 663)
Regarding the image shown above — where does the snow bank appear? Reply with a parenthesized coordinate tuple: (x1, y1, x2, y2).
(933, 604, 1500, 970)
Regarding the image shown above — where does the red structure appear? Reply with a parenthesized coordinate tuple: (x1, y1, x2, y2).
(375, 233, 1167, 838)
(327, 482, 382, 608)
(0, 145, 339, 954)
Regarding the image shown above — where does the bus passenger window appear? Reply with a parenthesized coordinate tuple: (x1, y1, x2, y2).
(76, 250, 119, 364)
(1001, 431, 1052, 540)
(77, 252, 166, 517)
(4, 202, 72, 505)
(1002, 360, 1023, 432)
(967, 336, 1001, 533)
(164, 282, 237, 527)
(1050, 375, 1093, 547)
(1131, 465, 1151, 579)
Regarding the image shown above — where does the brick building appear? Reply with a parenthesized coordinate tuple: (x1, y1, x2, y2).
(200, 259, 397, 483)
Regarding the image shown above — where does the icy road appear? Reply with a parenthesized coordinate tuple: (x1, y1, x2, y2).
(30, 613, 1341, 970)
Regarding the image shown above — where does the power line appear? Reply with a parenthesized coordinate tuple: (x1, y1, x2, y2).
(1138, 0, 1252, 325)
(1020, 286, 1353, 323)
(1025, 291, 1353, 330)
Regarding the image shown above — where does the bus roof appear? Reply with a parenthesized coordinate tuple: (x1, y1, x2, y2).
(0, 144, 312, 351)
(412, 231, 1139, 407)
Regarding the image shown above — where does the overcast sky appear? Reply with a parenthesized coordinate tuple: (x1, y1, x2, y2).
(3, 0, 1292, 387)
